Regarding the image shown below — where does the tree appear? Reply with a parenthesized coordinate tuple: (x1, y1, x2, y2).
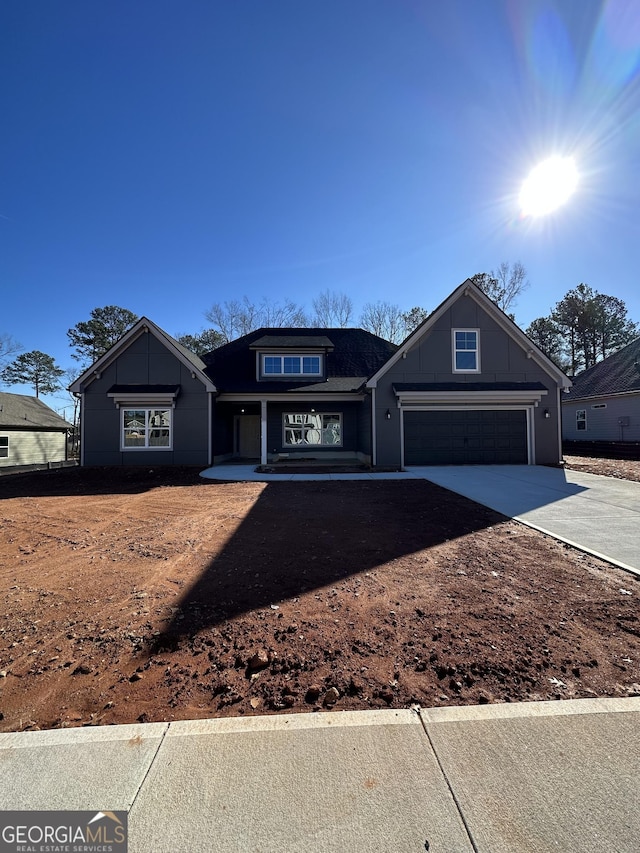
(471, 261, 529, 315)
(67, 306, 139, 364)
(359, 301, 406, 344)
(401, 306, 429, 336)
(1, 350, 65, 397)
(591, 293, 639, 362)
(529, 284, 638, 375)
(525, 317, 569, 372)
(311, 290, 353, 327)
(0, 333, 22, 370)
(205, 297, 308, 343)
(175, 329, 226, 357)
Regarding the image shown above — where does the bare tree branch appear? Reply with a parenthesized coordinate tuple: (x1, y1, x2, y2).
(311, 290, 354, 327)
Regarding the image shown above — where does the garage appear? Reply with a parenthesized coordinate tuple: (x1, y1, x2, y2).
(404, 409, 528, 465)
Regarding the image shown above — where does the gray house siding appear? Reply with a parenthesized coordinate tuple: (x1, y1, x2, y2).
(81, 331, 210, 466)
(562, 393, 640, 442)
(356, 397, 372, 460)
(0, 429, 67, 467)
(374, 297, 561, 467)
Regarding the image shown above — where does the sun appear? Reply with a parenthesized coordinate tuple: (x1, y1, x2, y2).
(519, 156, 578, 217)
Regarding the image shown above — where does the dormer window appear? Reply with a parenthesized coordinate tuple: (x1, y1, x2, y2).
(452, 329, 480, 373)
(261, 354, 323, 377)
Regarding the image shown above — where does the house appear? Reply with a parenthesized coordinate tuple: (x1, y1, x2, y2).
(70, 280, 570, 468)
(0, 391, 72, 469)
(367, 280, 570, 466)
(562, 336, 640, 445)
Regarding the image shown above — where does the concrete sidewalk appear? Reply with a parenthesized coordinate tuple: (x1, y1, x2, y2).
(1, 698, 638, 852)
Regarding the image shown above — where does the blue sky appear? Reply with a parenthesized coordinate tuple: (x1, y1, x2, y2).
(2, 0, 640, 416)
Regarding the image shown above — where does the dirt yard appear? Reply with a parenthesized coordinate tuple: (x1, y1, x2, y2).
(563, 454, 640, 483)
(1, 462, 638, 732)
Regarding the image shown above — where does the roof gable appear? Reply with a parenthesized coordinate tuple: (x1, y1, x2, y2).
(565, 336, 640, 400)
(69, 318, 216, 394)
(366, 279, 571, 388)
(0, 392, 72, 429)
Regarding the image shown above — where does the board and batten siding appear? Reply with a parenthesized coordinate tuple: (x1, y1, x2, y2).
(562, 393, 640, 442)
(374, 297, 560, 467)
(0, 429, 67, 467)
(81, 330, 210, 466)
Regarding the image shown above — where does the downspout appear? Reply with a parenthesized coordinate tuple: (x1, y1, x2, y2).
(208, 392, 213, 467)
(371, 387, 377, 467)
(260, 399, 267, 465)
(78, 392, 85, 466)
(556, 386, 563, 464)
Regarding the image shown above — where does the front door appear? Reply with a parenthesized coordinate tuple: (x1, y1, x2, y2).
(237, 415, 261, 458)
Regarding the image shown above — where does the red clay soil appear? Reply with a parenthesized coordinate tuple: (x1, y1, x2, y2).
(0, 463, 638, 732)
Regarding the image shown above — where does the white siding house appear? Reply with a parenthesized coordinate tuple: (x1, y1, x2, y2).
(562, 337, 640, 445)
(0, 392, 71, 469)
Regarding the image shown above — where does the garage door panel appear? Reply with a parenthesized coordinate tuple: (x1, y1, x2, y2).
(404, 410, 527, 465)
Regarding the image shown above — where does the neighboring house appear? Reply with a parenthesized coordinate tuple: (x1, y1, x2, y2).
(0, 392, 72, 468)
(70, 280, 570, 468)
(562, 337, 640, 443)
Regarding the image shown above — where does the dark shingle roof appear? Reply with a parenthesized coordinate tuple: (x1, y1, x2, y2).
(564, 338, 640, 401)
(204, 327, 397, 394)
(251, 335, 334, 349)
(0, 392, 72, 429)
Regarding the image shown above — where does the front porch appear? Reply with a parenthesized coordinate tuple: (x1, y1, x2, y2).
(213, 397, 370, 467)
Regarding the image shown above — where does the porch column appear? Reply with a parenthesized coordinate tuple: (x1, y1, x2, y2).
(260, 399, 267, 465)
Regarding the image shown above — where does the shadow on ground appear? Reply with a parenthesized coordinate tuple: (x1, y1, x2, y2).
(0, 465, 206, 499)
(150, 479, 507, 652)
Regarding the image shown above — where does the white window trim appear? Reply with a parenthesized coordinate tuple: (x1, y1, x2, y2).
(121, 407, 173, 451)
(576, 409, 587, 431)
(452, 328, 481, 373)
(282, 412, 343, 447)
(260, 353, 323, 378)
(0, 436, 8, 458)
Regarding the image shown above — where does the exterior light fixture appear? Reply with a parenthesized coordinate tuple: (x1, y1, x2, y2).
(385, 409, 391, 420)
(543, 408, 550, 419)
(310, 408, 315, 413)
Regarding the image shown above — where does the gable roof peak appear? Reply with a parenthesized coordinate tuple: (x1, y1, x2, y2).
(366, 278, 571, 388)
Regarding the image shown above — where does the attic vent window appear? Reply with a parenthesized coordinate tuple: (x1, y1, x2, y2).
(591, 403, 607, 409)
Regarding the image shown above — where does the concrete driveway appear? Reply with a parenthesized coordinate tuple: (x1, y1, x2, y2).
(410, 465, 640, 576)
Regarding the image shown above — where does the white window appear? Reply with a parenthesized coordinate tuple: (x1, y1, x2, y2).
(0, 436, 8, 458)
(122, 408, 172, 450)
(262, 354, 322, 377)
(576, 410, 586, 431)
(452, 329, 480, 372)
(283, 413, 342, 446)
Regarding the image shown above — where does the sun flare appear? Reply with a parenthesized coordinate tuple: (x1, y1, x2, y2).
(519, 156, 578, 217)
